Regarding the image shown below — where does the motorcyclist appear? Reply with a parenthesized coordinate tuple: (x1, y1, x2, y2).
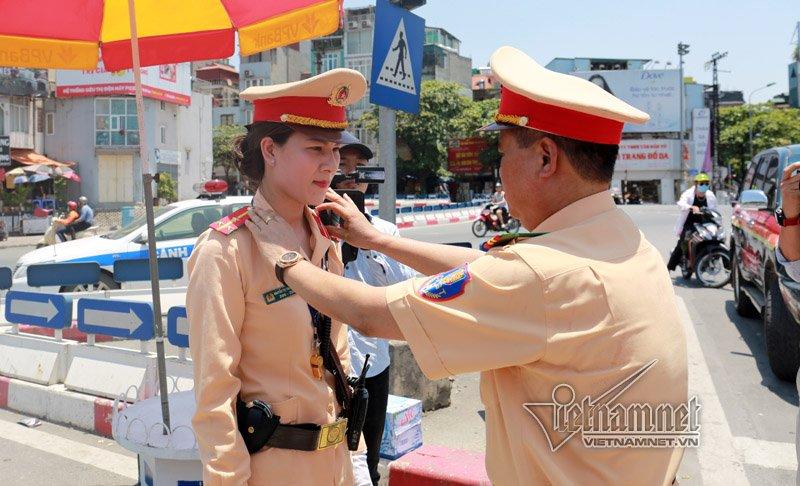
(667, 173, 717, 271)
(57, 195, 94, 242)
(489, 182, 509, 229)
(38, 201, 79, 247)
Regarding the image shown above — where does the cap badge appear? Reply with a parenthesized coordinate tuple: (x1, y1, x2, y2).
(328, 84, 350, 107)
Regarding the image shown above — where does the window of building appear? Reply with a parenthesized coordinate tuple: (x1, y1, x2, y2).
(160, 125, 166, 144)
(45, 112, 54, 135)
(220, 114, 234, 125)
(11, 98, 29, 133)
(321, 52, 340, 72)
(36, 107, 44, 133)
(160, 100, 166, 110)
(0, 105, 5, 135)
(95, 97, 139, 146)
(245, 77, 265, 88)
(243, 53, 262, 63)
(346, 29, 373, 55)
(346, 58, 371, 84)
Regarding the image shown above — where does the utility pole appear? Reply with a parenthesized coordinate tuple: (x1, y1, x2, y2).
(677, 42, 689, 189)
(704, 51, 727, 191)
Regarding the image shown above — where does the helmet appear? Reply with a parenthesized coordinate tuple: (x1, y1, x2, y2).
(495, 182, 502, 187)
(78, 196, 88, 204)
(67, 201, 77, 210)
(694, 173, 710, 183)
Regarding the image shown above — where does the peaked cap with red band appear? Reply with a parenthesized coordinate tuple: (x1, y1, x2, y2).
(481, 47, 650, 144)
(240, 68, 367, 130)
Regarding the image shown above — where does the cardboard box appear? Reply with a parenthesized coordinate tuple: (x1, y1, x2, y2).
(379, 394, 423, 459)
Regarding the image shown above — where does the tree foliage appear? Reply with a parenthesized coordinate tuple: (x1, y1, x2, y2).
(213, 124, 246, 181)
(719, 105, 800, 178)
(157, 172, 178, 203)
(361, 81, 498, 192)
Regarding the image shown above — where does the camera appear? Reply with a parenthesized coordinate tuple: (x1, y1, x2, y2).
(330, 166, 386, 187)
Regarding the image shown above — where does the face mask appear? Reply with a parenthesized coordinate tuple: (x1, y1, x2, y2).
(697, 184, 709, 194)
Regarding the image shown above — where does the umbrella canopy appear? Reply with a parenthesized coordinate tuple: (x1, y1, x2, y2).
(13, 175, 29, 185)
(28, 173, 51, 183)
(23, 164, 53, 175)
(1, 0, 341, 70)
(6, 167, 26, 177)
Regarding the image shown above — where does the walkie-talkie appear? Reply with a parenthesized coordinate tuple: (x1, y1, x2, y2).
(346, 354, 371, 451)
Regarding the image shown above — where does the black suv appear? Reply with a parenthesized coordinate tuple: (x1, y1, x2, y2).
(731, 144, 800, 381)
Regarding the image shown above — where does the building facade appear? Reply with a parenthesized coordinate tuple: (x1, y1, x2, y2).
(194, 63, 241, 128)
(48, 64, 212, 208)
(0, 68, 48, 160)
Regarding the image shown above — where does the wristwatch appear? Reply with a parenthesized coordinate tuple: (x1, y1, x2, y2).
(274, 251, 305, 286)
(775, 207, 800, 227)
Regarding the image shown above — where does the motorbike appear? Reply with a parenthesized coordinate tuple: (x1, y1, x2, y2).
(678, 207, 731, 288)
(471, 204, 520, 237)
(36, 214, 65, 248)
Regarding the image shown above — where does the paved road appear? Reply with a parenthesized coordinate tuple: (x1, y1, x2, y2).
(0, 205, 797, 484)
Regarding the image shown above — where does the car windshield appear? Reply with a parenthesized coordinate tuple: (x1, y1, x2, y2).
(102, 206, 173, 240)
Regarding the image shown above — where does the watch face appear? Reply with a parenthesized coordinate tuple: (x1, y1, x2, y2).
(280, 251, 301, 264)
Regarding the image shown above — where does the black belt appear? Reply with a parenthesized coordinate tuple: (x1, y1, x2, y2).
(237, 397, 347, 453)
(266, 418, 348, 451)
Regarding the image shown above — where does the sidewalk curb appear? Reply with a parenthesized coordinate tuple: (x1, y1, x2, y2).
(0, 375, 121, 438)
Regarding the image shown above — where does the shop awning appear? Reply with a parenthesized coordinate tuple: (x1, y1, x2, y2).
(10, 149, 75, 168)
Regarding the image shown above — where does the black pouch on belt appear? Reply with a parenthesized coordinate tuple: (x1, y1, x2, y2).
(236, 397, 280, 454)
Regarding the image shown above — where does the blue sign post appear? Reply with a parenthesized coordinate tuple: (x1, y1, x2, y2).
(5, 291, 72, 329)
(370, 0, 425, 114)
(77, 298, 154, 340)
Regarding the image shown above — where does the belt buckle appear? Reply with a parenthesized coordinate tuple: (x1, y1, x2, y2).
(317, 418, 348, 450)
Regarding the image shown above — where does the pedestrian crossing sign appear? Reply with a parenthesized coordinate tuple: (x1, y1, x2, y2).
(370, 0, 424, 113)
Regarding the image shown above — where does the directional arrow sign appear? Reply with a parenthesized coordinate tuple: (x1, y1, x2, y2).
(77, 298, 154, 340)
(5, 291, 72, 329)
(167, 306, 189, 348)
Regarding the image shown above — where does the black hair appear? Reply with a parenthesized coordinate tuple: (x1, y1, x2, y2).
(233, 122, 294, 190)
(512, 128, 619, 183)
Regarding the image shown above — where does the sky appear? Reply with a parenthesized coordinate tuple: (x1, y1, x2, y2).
(338, 0, 799, 102)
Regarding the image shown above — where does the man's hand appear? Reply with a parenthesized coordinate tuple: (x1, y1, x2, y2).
(244, 207, 299, 265)
(691, 206, 701, 214)
(316, 189, 385, 250)
(780, 162, 800, 219)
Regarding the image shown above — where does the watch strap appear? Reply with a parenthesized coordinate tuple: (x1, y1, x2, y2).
(778, 208, 800, 227)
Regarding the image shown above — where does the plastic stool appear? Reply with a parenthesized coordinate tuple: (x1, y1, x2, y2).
(388, 445, 491, 486)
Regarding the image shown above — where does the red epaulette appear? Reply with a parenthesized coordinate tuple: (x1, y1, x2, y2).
(209, 206, 251, 235)
(480, 232, 548, 251)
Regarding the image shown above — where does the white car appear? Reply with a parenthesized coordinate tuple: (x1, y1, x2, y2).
(13, 195, 251, 292)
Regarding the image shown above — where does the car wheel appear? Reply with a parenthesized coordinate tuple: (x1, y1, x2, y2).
(732, 252, 758, 317)
(471, 220, 488, 238)
(764, 272, 800, 382)
(60, 272, 120, 293)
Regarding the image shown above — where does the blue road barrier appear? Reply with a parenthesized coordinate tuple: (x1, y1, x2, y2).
(77, 298, 154, 340)
(113, 257, 183, 283)
(0, 267, 11, 290)
(5, 291, 73, 329)
(167, 306, 189, 348)
(27, 262, 101, 288)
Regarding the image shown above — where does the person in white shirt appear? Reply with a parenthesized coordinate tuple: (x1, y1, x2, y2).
(335, 132, 416, 486)
(490, 182, 509, 228)
(667, 173, 717, 271)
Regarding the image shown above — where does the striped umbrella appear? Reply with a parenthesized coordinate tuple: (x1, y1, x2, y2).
(1, 0, 342, 71)
(1, 0, 343, 429)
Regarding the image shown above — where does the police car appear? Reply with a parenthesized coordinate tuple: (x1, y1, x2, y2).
(12, 181, 250, 292)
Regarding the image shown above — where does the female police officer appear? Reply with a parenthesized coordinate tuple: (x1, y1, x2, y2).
(186, 68, 367, 485)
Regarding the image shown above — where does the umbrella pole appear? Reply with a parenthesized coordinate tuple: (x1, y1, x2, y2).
(127, 0, 171, 431)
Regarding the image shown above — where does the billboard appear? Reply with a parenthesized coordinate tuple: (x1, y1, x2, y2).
(572, 69, 681, 133)
(616, 139, 681, 172)
(0, 136, 10, 167)
(56, 63, 191, 106)
(447, 137, 490, 175)
(691, 109, 711, 174)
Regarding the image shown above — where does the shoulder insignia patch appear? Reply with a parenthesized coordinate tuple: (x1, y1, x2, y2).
(311, 211, 331, 239)
(210, 206, 251, 235)
(480, 232, 548, 251)
(418, 264, 471, 302)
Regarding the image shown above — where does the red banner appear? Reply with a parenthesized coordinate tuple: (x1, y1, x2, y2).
(447, 137, 489, 175)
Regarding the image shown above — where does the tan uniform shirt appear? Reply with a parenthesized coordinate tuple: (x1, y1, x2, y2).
(385, 191, 688, 485)
(187, 191, 353, 486)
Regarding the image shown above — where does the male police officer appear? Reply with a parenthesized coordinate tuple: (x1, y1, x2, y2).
(250, 46, 688, 485)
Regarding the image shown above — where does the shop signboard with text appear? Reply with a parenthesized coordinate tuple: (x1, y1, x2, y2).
(447, 137, 490, 175)
(616, 139, 681, 172)
(56, 63, 191, 106)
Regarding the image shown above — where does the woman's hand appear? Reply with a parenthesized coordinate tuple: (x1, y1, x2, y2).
(244, 207, 300, 265)
(315, 189, 385, 250)
(780, 162, 800, 218)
